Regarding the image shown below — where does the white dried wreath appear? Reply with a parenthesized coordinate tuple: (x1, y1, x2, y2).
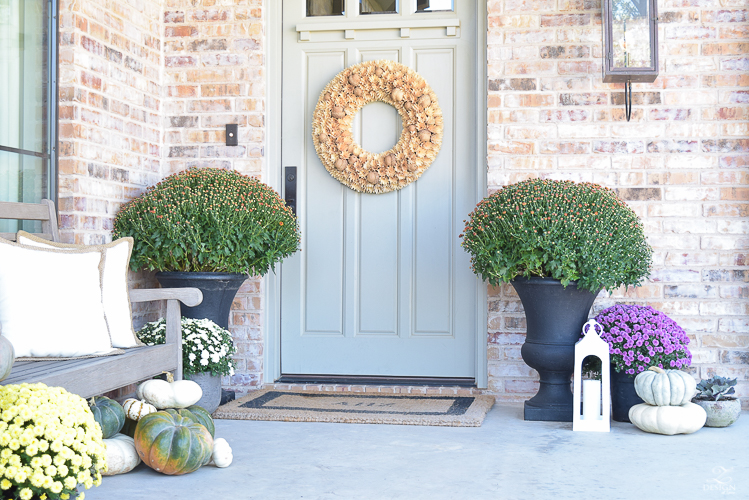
(312, 60, 443, 194)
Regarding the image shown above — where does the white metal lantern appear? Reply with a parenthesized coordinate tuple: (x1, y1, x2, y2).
(573, 319, 611, 432)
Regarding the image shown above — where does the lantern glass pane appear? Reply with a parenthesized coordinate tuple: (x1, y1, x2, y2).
(611, 0, 652, 69)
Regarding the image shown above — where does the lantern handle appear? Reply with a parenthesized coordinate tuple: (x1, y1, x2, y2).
(582, 319, 603, 337)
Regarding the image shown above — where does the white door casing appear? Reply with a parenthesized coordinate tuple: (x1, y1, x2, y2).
(265, 0, 488, 384)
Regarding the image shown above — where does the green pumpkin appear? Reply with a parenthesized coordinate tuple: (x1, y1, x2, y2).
(89, 396, 126, 439)
(134, 411, 213, 475)
(121, 417, 138, 438)
(0, 336, 14, 382)
(164, 406, 215, 438)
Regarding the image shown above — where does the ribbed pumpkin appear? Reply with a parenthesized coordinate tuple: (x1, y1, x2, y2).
(123, 398, 158, 421)
(0, 335, 14, 382)
(634, 366, 697, 406)
(134, 411, 213, 475)
(629, 402, 706, 435)
(89, 396, 126, 439)
(102, 434, 141, 476)
(165, 406, 215, 438)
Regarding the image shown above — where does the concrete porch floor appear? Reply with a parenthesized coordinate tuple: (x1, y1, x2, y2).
(89, 403, 747, 500)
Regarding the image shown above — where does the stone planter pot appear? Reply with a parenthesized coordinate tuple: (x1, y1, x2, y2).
(186, 372, 223, 414)
(610, 366, 644, 423)
(511, 277, 599, 422)
(693, 398, 742, 428)
(155, 272, 246, 329)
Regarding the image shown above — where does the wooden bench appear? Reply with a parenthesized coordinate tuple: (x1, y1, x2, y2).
(0, 199, 202, 398)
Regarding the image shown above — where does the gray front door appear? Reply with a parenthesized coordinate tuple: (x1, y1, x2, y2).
(280, 0, 479, 378)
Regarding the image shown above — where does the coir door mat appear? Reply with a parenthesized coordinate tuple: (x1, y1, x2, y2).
(213, 389, 495, 427)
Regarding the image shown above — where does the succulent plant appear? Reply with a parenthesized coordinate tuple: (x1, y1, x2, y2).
(695, 376, 737, 401)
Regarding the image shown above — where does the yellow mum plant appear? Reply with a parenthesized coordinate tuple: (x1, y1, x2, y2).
(0, 383, 106, 500)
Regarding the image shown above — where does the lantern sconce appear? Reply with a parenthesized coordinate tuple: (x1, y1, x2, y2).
(602, 0, 659, 121)
(573, 320, 611, 432)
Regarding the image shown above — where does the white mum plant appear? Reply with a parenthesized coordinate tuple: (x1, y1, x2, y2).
(137, 318, 237, 377)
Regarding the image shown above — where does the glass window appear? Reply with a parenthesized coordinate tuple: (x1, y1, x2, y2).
(611, 0, 652, 68)
(0, 0, 56, 230)
(360, 0, 398, 15)
(307, 0, 345, 16)
(416, 0, 454, 12)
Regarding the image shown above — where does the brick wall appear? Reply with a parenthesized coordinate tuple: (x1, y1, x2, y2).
(162, 0, 266, 393)
(57, 0, 166, 331)
(486, 0, 749, 407)
(56, 0, 747, 406)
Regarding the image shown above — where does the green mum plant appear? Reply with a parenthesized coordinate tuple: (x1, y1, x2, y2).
(113, 168, 300, 275)
(460, 178, 652, 293)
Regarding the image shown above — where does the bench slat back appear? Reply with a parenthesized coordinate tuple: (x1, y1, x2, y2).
(0, 199, 60, 242)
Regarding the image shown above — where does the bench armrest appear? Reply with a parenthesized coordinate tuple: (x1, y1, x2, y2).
(129, 287, 203, 306)
(128, 287, 203, 380)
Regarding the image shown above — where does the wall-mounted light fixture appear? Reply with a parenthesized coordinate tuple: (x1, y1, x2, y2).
(603, 0, 659, 121)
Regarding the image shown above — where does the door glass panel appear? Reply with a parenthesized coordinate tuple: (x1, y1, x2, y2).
(360, 0, 398, 15)
(416, 0, 453, 12)
(307, 0, 344, 17)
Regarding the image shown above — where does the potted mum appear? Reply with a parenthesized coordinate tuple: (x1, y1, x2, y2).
(461, 178, 652, 421)
(0, 383, 106, 500)
(137, 317, 237, 413)
(113, 167, 300, 330)
(584, 304, 692, 422)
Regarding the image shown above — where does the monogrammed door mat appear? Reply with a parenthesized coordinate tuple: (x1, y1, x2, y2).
(213, 389, 495, 427)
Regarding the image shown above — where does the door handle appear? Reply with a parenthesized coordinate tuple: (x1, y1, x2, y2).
(284, 166, 297, 215)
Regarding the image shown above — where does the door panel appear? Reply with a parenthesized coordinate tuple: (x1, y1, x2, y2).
(281, 0, 478, 378)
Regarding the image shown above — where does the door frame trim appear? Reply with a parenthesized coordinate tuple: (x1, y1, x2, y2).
(264, 1, 488, 388)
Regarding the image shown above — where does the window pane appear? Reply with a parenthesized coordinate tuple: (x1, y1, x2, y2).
(307, 0, 344, 16)
(416, 0, 453, 12)
(611, 0, 652, 68)
(0, 0, 48, 154)
(0, 150, 45, 233)
(360, 0, 398, 15)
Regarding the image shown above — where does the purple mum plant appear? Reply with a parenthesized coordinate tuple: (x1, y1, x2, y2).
(591, 304, 692, 376)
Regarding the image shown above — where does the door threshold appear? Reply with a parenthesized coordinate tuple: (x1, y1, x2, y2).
(277, 375, 476, 387)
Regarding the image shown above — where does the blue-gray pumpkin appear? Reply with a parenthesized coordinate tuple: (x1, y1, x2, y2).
(89, 396, 126, 439)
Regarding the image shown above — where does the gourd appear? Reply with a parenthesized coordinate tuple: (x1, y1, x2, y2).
(0, 335, 14, 382)
(210, 438, 233, 468)
(134, 411, 213, 475)
(634, 366, 697, 406)
(628, 402, 707, 435)
(123, 398, 158, 421)
(102, 434, 141, 475)
(164, 406, 215, 438)
(89, 396, 126, 439)
(136, 372, 202, 409)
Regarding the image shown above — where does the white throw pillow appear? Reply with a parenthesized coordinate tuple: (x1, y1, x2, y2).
(0, 238, 116, 357)
(16, 231, 140, 348)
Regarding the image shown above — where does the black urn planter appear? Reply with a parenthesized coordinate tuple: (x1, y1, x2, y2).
(511, 277, 599, 422)
(610, 365, 644, 423)
(155, 271, 247, 329)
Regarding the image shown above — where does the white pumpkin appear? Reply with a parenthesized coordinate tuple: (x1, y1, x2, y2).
(634, 366, 697, 406)
(210, 438, 233, 468)
(102, 434, 141, 475)
(136, 372, 202, 409)
(122, 398, 157, 420)
(628, 402, 706, 435)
